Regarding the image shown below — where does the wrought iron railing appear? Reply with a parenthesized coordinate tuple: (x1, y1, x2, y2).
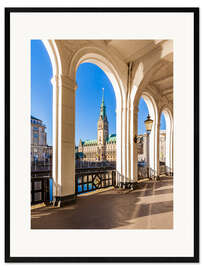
(138, 164, 174, 180)
(31, 160, 52, 172)
(138, 166, 148, 179)
(159, 164, 173, 176)
(31, 177, 52, 205)
(75, 169, 116, 194)
(31, 170, 52, 178)
(31, 165, 173, 205)
(75, 160, 116, 169)
(115, 171, 137, 189)
(165, 166, 173, 176)
(160, 165, 166, 175)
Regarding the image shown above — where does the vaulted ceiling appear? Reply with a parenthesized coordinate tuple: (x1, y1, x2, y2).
(149, 59, 173, 103)
(105, 40, 173, 104)
(58, 39, 173, 105)
(104, 40, 165, 63)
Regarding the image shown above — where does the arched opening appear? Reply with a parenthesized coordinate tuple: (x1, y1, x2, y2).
(159, 113, 166, 175)
(40, 44, 125, 200)
(71, 50, 125, 184)
(133, 92, 158, 180)
(160, 109, 173, 176)
(75, 63, 117, 193)
(137, 97, 149, 167)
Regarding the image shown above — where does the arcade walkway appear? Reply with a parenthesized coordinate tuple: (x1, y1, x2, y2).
(31, 176, 173, 229)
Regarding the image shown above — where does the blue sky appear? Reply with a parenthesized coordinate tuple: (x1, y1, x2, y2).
(75, 63, 116, 145)
(31, 40, 165, 146)
(31, 40, 53, 145)
(138, 98, 166, 135)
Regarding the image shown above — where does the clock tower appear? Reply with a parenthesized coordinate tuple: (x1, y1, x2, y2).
(97, 89, 109, 161)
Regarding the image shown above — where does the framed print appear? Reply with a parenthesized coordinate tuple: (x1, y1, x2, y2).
(5, 7, 199, 262)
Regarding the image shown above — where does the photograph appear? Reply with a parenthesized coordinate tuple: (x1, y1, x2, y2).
(31, 39, 174, 230)
(5, 8, 199, 262)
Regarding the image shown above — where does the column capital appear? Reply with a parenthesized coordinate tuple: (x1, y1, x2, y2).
(61, 74, 78, 91)
(51, 74, 77, 91)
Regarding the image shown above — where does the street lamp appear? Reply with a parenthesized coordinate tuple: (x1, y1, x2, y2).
(144, 114, 153, 134)
(144, 114, 153, 179)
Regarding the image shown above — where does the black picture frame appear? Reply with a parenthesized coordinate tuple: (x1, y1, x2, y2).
(5, 7, 199, 263)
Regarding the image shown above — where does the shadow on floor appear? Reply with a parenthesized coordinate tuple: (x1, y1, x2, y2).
(31, 178, 173, 230)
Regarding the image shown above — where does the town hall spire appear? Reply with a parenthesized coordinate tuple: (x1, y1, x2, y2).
(100, 88, 107, 120)
(97, 88, 109, 150)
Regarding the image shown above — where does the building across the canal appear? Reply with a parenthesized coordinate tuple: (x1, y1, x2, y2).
(31, 116, 52, 162)
(137, 130, 166, 163)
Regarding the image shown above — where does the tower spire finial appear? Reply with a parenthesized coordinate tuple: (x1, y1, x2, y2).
(102, 87, 104, 104)
(100, 87, 106, 119)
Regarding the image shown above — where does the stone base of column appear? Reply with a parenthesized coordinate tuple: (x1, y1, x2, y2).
(54, 194, 76, 207)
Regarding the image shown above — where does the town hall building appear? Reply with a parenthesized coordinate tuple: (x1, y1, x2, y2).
(76, 92, 116, 162)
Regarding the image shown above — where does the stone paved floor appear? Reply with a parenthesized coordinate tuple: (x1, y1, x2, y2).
(31, 176, 173, 229)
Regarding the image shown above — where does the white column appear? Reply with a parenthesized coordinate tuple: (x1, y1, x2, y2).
(51, 75, 59, 201)
(146, 133, 150, 177)
(121, 106, 127, 183)
(156, 121, 160, 179)
(127, 107, 131, 182)
(165, 113, 172, 175)
(171, 121, 174, 175)
(52, 74, 77, 206)
(149, 117, 158, 179)
(132, 107, 138, 182)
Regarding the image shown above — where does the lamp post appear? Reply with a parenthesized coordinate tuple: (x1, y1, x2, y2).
(144, 114, 153, 179)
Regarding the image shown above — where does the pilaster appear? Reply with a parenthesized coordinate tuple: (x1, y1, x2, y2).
(52, 74, 77, 206)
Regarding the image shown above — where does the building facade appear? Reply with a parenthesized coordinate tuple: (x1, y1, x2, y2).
(31, 116, 52, 162)
(159, 130, 166, 163)
(137, 131, 166, 163)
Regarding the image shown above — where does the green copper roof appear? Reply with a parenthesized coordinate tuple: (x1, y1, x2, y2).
(83, 139, 97, 146)
(107, 134, 116, 143)
(79, 134, 116, 146)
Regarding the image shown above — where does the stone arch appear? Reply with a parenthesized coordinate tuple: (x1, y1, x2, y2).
(42, 40, 62, 75)
(69, 46, 126, 175)
(69, 46, 125, 109)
